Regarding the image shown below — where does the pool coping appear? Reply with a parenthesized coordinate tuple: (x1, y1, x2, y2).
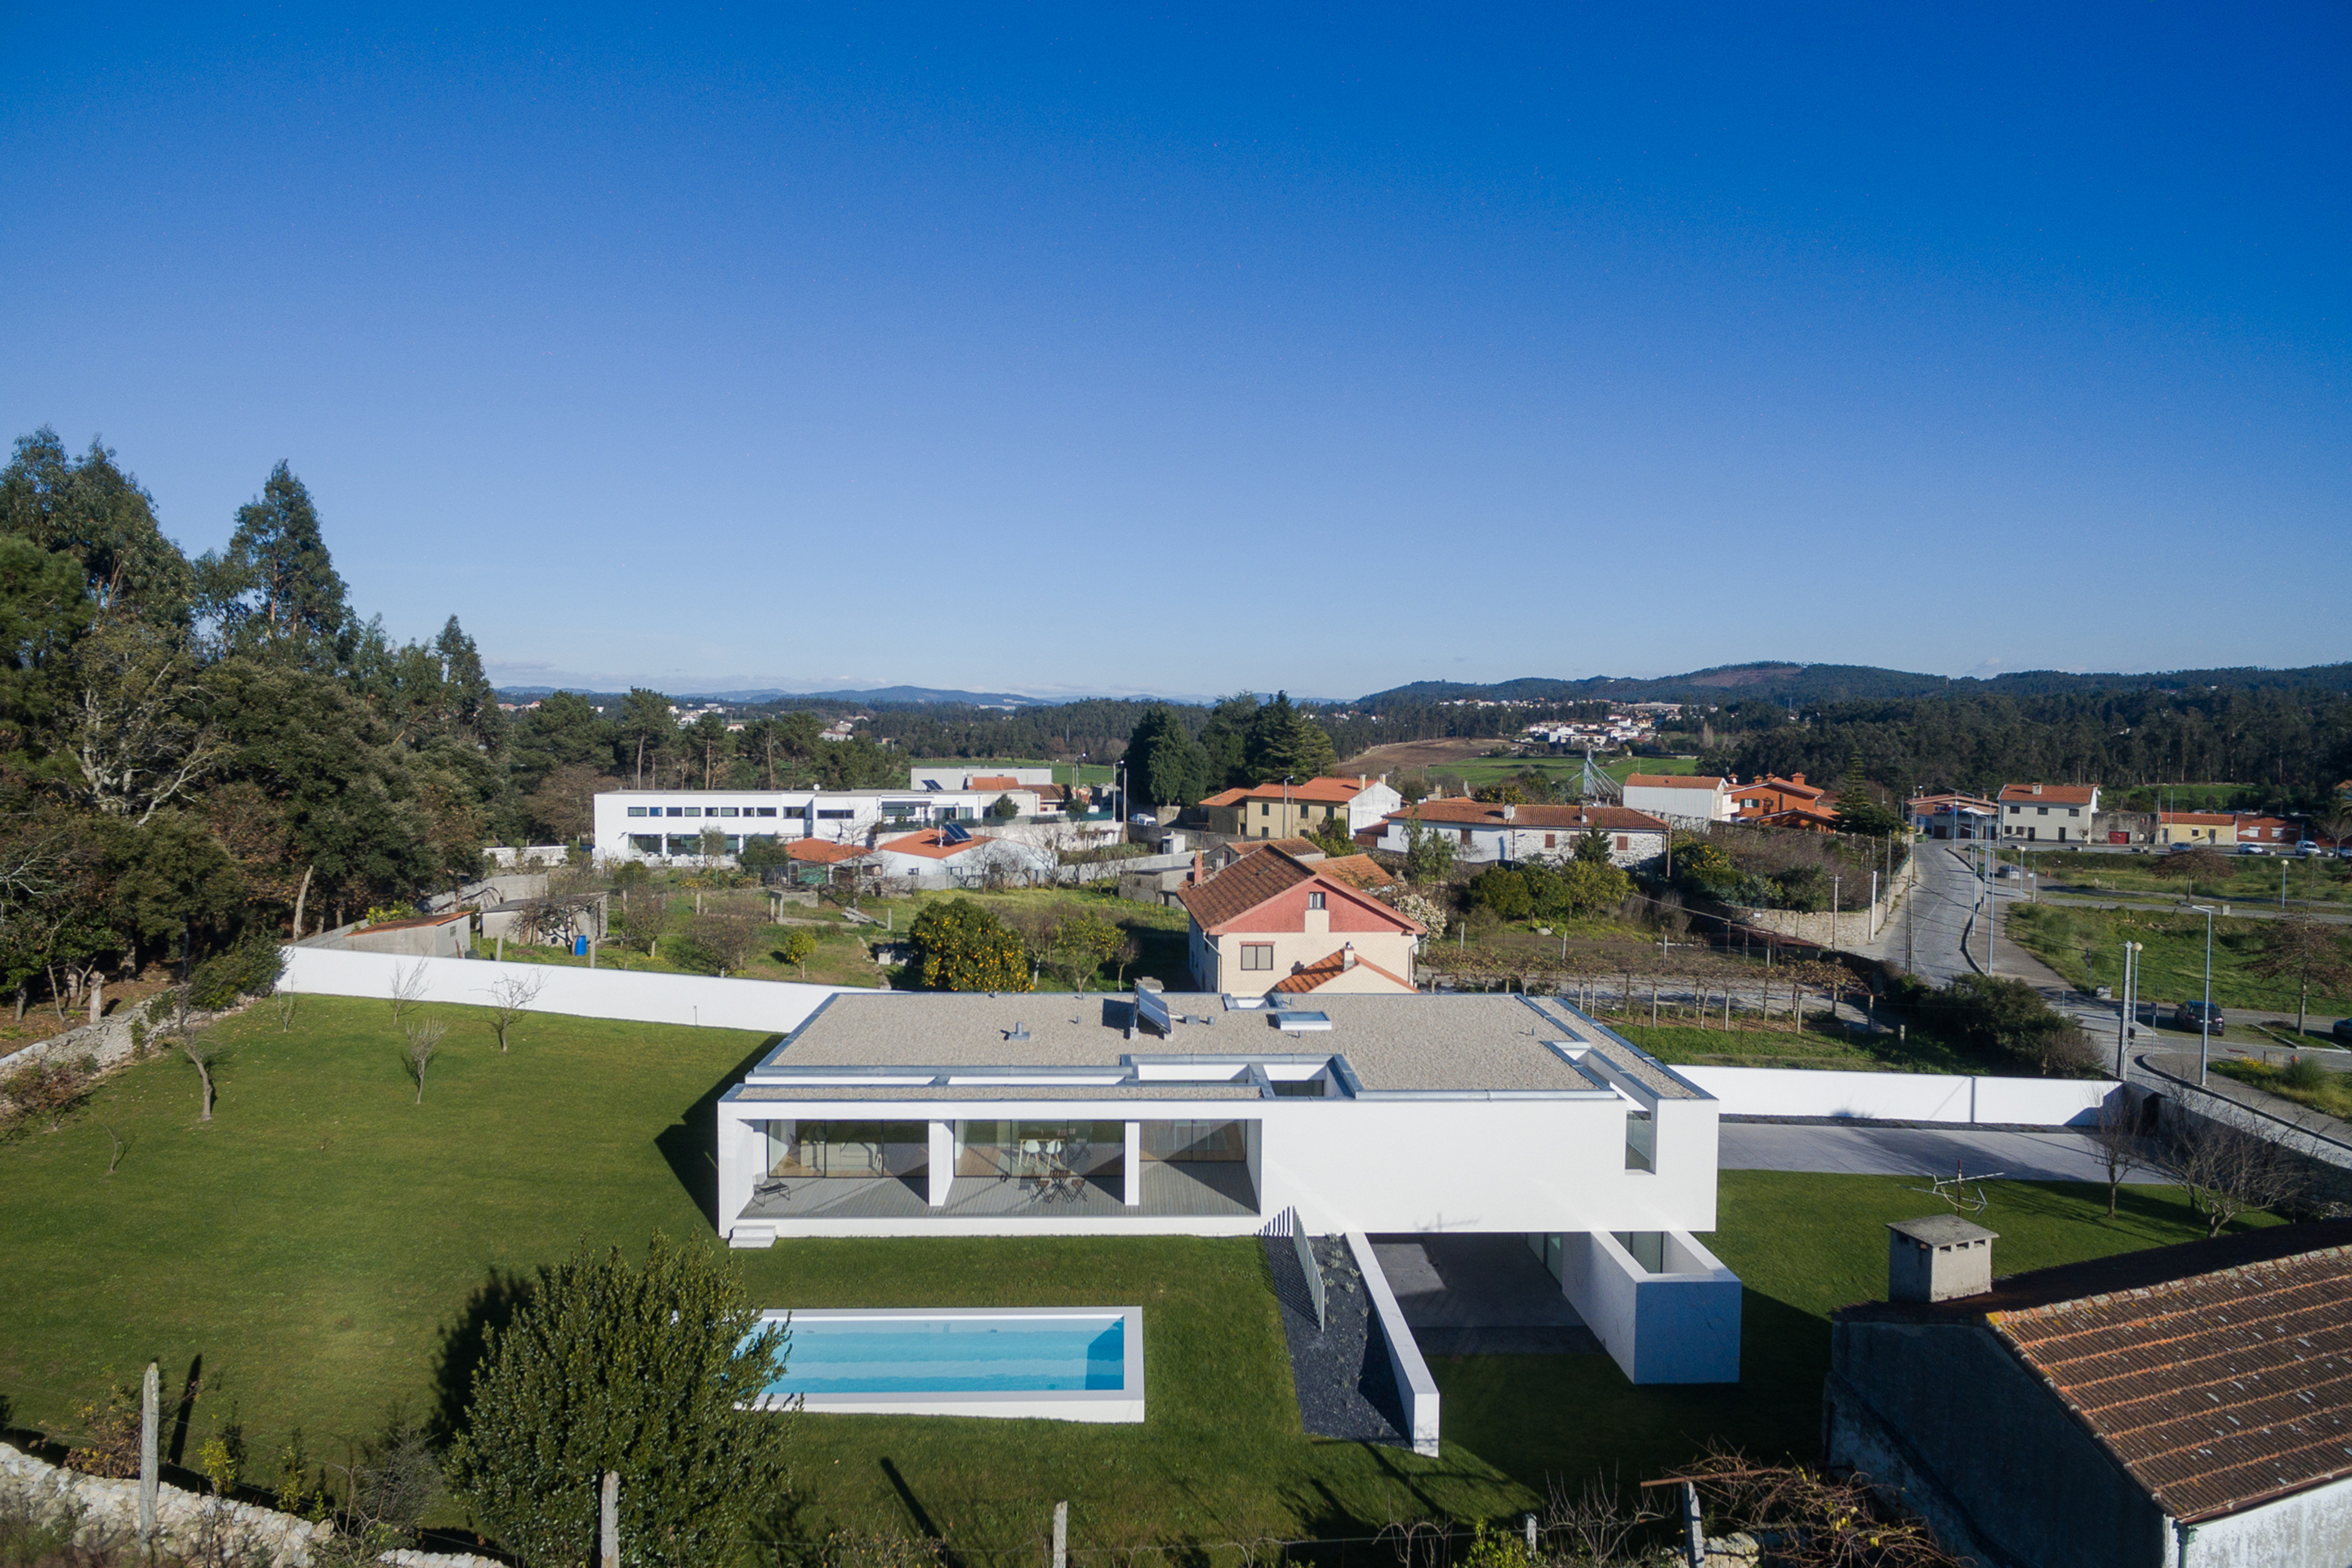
(746, 1306, 1146, 1423)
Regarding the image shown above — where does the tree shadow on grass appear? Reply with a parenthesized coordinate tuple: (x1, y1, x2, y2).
(656, 1035, 783, 1232)
(431, 1267, 534, 1441)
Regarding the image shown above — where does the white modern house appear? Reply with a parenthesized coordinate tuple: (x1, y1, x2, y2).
(715, 988, 1741, 1383)
(1619, 774, 1735, 826)
(1997, 782, 2100, 843)
(593, 787, 1058, 865)
(1372, 802, 1668, 868)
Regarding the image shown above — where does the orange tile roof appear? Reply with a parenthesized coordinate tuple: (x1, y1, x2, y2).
(969, 775, 1021, 791)
(1176, 847, 1424, 935)
(876, 828, 995, 859)
(1387, 801, 1669, 832)
(1315, 853, 1396, 892)
(1735, 774, 1831, 802)
(786, 839, 871, 863)
(1621, 773, 1727, 790)
(1223, 836, 1321, 862)
(1999, 782, 2100, 805)
(2158, 812, 2237, 827)
(359, 912, 467, 932)
(1267, 951, 1416, 994)
(1206, 777, 1379, 806)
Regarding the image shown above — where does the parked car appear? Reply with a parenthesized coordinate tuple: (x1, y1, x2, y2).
(2173, 1000, 2227, 1036)
(2296, 840, 2320, 854)
(2235, 844, 2268, 856)
(2336, 1018, 2352, 1046)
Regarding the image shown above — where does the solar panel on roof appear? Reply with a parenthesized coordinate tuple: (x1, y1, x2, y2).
(1135, 987, 1172, 1036)
(941, 821, 972, 844)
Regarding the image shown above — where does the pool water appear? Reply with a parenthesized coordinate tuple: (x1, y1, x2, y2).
(764, 1315, 1127, 1396)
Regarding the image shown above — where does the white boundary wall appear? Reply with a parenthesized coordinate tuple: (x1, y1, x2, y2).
(1553, 1229, 1742, 1384)
(278, 947, 855, 1036)
(1347, 1231, 1441, 1456)
(1680, 1067, 2120, 1127)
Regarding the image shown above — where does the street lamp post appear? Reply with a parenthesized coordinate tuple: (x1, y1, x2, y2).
(2189, 904, 2218, 1085)
(2115, 939, 2142, 1079)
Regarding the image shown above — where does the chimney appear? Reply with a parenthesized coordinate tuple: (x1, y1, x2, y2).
(1790, 773, 1806, 787)
(1886, 1217, 1998, 1303)
(1503, 803, 1517, 822)
(1190, 851, 1202, 886)
(1342, 942, 1357, 970)
(2032, 782, 2044, 795)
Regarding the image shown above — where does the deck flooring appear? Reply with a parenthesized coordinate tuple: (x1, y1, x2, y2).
(741, 1160, 1257, 1223)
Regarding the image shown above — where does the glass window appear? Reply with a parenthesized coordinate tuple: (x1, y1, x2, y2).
(683, 808, 702, 818)
(764, 1120, 929, 1179)
(755, 807, 777, 817)
(1240, 943, 1274, 971)
(959, 1120, 1125, 1178)
(1624, 1111, 1655, 1172)
(1260, 802, 1271, 816)
(1142, 1120, 1247, 1162)
(719, 807, 738, 817)
(817, 808, 853, 820)
(1307, 893, 1325, 910)
(725, 836, 742, 853)
(629, 834, 662, 852)
(626, 806, 647, 817)
(666, 807, 684, 817)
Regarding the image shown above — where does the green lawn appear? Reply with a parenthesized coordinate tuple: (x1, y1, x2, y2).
(2007, 902, 2352, 1017)
(2022, 848, 2352, 911)
(1615, 1022, 1995, 1075)
(0, 998, 2268, 1559)
(2212, 1058, 2352, 1120)
(1437, 755, 1699, 791)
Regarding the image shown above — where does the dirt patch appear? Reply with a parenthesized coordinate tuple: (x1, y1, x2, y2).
(1337, 737, 1508, 774)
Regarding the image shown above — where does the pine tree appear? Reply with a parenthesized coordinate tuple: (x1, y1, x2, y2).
(1246, 693, 1339, 785)
(207, 461, 348, 649)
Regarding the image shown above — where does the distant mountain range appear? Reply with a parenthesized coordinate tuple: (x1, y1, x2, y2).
(1356, 661, 2352, 706)
(493, 660, 2352, 712)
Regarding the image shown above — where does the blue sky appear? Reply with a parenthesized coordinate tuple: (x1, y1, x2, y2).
(4, 5, 2345, 699)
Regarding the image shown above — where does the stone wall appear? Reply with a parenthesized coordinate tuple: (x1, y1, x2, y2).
(0, 1441, 497, 1566)
(1704, 848, 1919, 951)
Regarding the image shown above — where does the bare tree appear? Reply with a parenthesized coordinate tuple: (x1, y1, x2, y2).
(693, 899, 766, 977)
(483, 970, 545, 1054)
(1544, 1471, 1659, 1565)
(181, 1031, 227, 1122)
(2164, 1113, 2316, 1238)
(2085, 1092, 2149, 1218)
(273, 987, 300, 1033)
(403, 1016, 447, 1103)
(389, 961, 429, 1024)
(62, 618, 226, 825)
(2247, 911, 2352, 1037)
(1664, 1444, 1975, 1567)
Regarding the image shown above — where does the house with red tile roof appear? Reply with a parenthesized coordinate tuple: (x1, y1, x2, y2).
(1374, 800, 1668, 867)
(1998, 782, 2100, 843)
(1199, 775, 1404, 841)
(869, 827, 1056, 886)
(1175, 845, 1423, 995)
(1731, 773, 1833, 822)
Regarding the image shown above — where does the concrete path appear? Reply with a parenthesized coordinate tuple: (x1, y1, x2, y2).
(1719, 1122, 2167, 1183)
(1367, 1232, 1599, 1356)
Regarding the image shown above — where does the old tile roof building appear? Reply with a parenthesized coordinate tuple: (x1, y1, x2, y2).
(1373, 801, 1668, 867)
(1829, 1219, 2352, 1568)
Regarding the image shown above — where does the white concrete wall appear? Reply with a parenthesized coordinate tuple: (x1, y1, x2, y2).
(1622, 782, 1731, 824)
(1348, 1231, 1441, 1455)
(908, 767, 1056, 790)
(1555, 1228, 1741, 1384)
(2172, 1472, 2352, 1568)
(1680, 1067, 2122, 1127)
(279, 947, 854, 1035)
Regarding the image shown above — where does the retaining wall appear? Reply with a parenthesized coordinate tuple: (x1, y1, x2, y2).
(1705, 848, 1920, 948)
(1345, 1231, 1441, 1455)
(1681, 1066, 2121, 1126)
(278, 948, 856, 1036)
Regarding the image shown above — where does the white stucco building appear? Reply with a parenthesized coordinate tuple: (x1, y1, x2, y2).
(1619, 774, 1735, 826)
(715, 988, 1742, 1384)
(590, 787, 1112, 865)
(1372, 801, 1668, 868)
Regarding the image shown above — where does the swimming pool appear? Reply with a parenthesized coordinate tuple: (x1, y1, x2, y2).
(748, 1307, 1145, 1422)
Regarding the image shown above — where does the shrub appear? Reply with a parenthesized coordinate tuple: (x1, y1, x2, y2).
(447, 1236, 793, 1567)
(189, 933, 287, 1010)
(907, 898, 1031, 991)
(1468, 867, 1532, 921)
(1, 1058, 95, 1132)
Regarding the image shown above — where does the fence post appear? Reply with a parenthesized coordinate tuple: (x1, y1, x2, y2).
(1523, 1512, 1538, 1557)
(1054, 1499, 1068, 1568)
(139, 1361, 158, 1544)
(600, 1471, 619, 1568)
(1680, 1481, 1704, 1567)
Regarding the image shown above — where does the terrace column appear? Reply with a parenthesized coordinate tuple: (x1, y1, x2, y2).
(1124, 1120, 1143, 1206)
(928, 1121, 955, 1207)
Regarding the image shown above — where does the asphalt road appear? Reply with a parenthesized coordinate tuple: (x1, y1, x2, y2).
(1718, 1122, 2164, 1183)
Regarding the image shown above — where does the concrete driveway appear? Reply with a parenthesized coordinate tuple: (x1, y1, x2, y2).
(1720, 1122, 2167, 1183)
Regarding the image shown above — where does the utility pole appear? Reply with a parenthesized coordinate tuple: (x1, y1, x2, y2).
(2190, 905, 2217, 1085)
(139, 1362, 158, 1546)
(2116, 940, 2141, 1078)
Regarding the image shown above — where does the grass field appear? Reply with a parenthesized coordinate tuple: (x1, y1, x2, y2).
(488, 883, 1195, 992)
(2023, 848, 2352, 911)
(0, 997, 2265, 1559)
(2212, 1057, 2352, 1120)
(1614, 1022, 1997, 1075)
(2007, 902, 2352, 1018)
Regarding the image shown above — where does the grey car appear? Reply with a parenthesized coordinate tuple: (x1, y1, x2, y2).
(2174, 1000, 2226, 1036)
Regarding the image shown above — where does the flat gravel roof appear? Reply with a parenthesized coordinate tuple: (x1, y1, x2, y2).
(754, 991, 1625, 1095)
